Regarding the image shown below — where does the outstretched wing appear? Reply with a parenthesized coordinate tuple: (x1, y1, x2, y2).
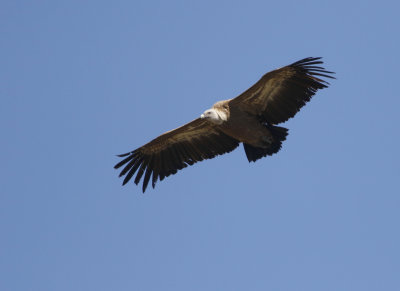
(114, 118, 239, 192)
(229, 57, 335, 124)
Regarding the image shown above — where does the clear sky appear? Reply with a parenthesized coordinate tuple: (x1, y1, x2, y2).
(1, 1, 399, 290)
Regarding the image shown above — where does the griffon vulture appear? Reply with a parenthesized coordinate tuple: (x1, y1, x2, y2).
(115, 57, 334, 192)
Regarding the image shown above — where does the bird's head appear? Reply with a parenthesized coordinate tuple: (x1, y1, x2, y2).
(200, 108, 226, 125)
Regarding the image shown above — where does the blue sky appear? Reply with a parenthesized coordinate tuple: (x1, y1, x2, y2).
(1, 1, 399, 290)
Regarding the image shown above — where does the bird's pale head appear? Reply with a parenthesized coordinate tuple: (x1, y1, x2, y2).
(200, 108, 226, 125)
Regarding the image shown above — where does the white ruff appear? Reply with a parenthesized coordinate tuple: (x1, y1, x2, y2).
(201, 108, 226, 125)
(215, 109, 228, 122)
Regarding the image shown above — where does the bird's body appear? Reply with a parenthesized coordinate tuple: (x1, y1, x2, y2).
(114, 57, 335, 192)
(217, 102, 273, 147)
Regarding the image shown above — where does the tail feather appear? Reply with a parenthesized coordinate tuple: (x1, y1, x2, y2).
(243, 125, 288, 162)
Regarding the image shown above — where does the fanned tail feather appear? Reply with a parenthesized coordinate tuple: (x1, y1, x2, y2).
(243, 125, 288, 162)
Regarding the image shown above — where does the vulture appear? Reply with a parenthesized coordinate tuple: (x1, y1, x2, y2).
(115, 57, 335, 192)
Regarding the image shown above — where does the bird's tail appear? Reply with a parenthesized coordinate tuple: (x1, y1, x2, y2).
(243, 125, 288, 162)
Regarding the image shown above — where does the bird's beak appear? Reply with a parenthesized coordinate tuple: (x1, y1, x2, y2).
(200, 114, 205, 119)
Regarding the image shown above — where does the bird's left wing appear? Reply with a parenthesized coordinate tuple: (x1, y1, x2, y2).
(114, 118, 239, 192)
(229, 57, 335, 124)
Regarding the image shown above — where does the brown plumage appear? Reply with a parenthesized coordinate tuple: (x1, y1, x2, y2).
(114, 57, 335, 192)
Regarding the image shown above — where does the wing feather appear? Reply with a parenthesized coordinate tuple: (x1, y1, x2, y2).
(123, 156, 142, 185)
(151, 153, 161, 188)
(229, 57, 335, 124)
(142, 156, 154, 192)
(114, 118, 239, 192)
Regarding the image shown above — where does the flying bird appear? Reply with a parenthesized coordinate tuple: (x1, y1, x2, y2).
(115, 57, 335, 192)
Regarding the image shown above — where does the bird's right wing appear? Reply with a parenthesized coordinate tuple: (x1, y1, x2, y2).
(114, 118, 239, 192)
